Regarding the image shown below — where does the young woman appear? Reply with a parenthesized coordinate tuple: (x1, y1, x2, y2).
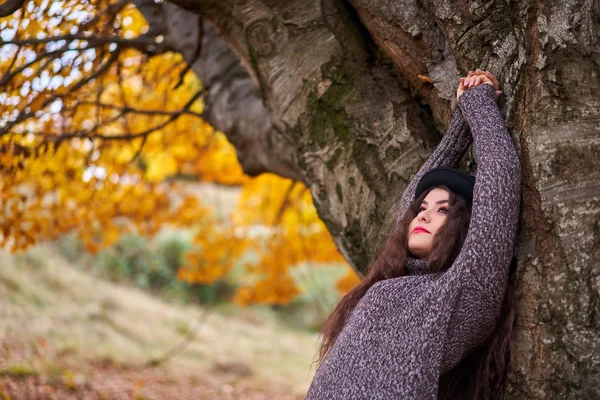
(307, 70, 521, 400)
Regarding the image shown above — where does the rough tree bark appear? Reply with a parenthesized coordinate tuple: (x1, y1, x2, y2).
(135, 0, 600, 398)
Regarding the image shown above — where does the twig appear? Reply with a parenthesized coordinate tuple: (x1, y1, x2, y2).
(3, 88, 206, 142)
(76, 101, 203, 118)
(272, 180, 299, 225)
(0, 0, 131, 88)
(131, 134, 148, 163)
(142, 307, 212, 368)
(1, 34, 162, 53)
(0, 0, 27, 18)
(50, 89, 204, 141)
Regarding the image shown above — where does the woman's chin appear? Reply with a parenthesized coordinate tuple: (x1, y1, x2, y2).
(408, 240, 431, 259)
(408, 247, 428, 259)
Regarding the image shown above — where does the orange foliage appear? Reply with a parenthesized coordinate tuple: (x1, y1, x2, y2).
(0, 0, 355, 304)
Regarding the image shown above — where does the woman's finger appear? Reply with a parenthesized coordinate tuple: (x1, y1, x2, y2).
(468, 69, 483, 78)
(469, 75, 483, 87)
(466, 69, 500, 89)
(494, 90, 503, 102)
(474, 70, 500, 89)
(484, 71, 500, 89)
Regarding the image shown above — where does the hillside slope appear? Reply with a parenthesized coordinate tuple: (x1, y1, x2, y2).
(0, 246, 319, 399)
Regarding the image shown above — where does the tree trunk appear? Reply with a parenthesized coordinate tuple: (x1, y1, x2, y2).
(136, 0, 600, 398)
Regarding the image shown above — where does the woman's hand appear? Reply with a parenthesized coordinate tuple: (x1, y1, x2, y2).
(456, 69, 502, 102)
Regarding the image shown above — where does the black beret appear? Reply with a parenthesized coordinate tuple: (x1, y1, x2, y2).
(414, 167, 475, 204)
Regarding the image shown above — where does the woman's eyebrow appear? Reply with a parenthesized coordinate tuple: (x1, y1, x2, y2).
(421, 199, 449, 205)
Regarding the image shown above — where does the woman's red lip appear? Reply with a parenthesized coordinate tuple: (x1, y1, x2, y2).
(412, 227, 430, 234)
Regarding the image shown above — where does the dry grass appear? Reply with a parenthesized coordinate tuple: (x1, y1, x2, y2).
(0, 245, 319, 398)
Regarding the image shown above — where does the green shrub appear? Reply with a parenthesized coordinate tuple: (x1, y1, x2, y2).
(94, 250, 131, 283)
(114, 234, 154, 281)
(15, 248, 48, 271)
(188, 280, 236, 305)
(155, 236, 190, 274)
(56, 233, 85, 263)
(55, 231, 241, 308)
(160, 280, 191, 303)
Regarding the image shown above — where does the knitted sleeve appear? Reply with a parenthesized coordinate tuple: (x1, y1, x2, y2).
(397, 107, 472, 219)
(440, 84, 521, 372)
(450, 83, 521, 295)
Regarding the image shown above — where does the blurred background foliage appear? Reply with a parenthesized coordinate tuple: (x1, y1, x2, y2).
(0, 0, 360, 320)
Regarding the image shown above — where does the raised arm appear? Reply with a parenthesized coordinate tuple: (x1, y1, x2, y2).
(396, 107, 472, 218)
(437, 79, 521, 374)
(449, 83, 521, 299)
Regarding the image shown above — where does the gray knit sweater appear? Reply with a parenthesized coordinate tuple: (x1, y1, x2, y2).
(306, 84, 521, 399)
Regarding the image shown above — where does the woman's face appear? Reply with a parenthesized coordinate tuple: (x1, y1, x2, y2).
(407, 188, 450, 259)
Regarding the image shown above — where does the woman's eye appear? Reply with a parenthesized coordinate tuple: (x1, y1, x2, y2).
(419, 207, 426, 212)
(439, 208, 449, 214)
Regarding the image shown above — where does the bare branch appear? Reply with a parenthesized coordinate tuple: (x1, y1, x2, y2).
(1, 45, 22, 82)
(0, 51, 121, 136)
(0, 0, 26, 18)
(0, 0, 156, 89)
(131, 134, 148, 163)
(0, 34, 166, 89)
(272, 180, 300, 226)
(81, 0, 129, 30)
(0, 34, 168, 54)
(1, 47, 67, 87)
(76, 101, 203, 118)
(31, 89, 205, 142)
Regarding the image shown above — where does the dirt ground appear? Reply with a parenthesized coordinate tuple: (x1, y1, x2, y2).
(0, 338, 305, 400)
(0, 365, 303, 400)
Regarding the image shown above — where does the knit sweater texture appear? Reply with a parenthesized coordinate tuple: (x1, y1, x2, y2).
(306, 84, 522, 399)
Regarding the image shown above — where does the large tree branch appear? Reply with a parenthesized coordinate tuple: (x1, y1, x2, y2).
(152, 0, 441, 271)
(347, 0, 461, 127)
(134, 0, 305, 182)
(194, 25, 304, 182)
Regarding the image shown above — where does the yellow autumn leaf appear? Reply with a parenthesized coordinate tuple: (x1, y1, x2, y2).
(145, 153, 178, 182)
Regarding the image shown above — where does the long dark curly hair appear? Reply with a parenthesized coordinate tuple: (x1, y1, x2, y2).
(315, 185, 516, 400)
